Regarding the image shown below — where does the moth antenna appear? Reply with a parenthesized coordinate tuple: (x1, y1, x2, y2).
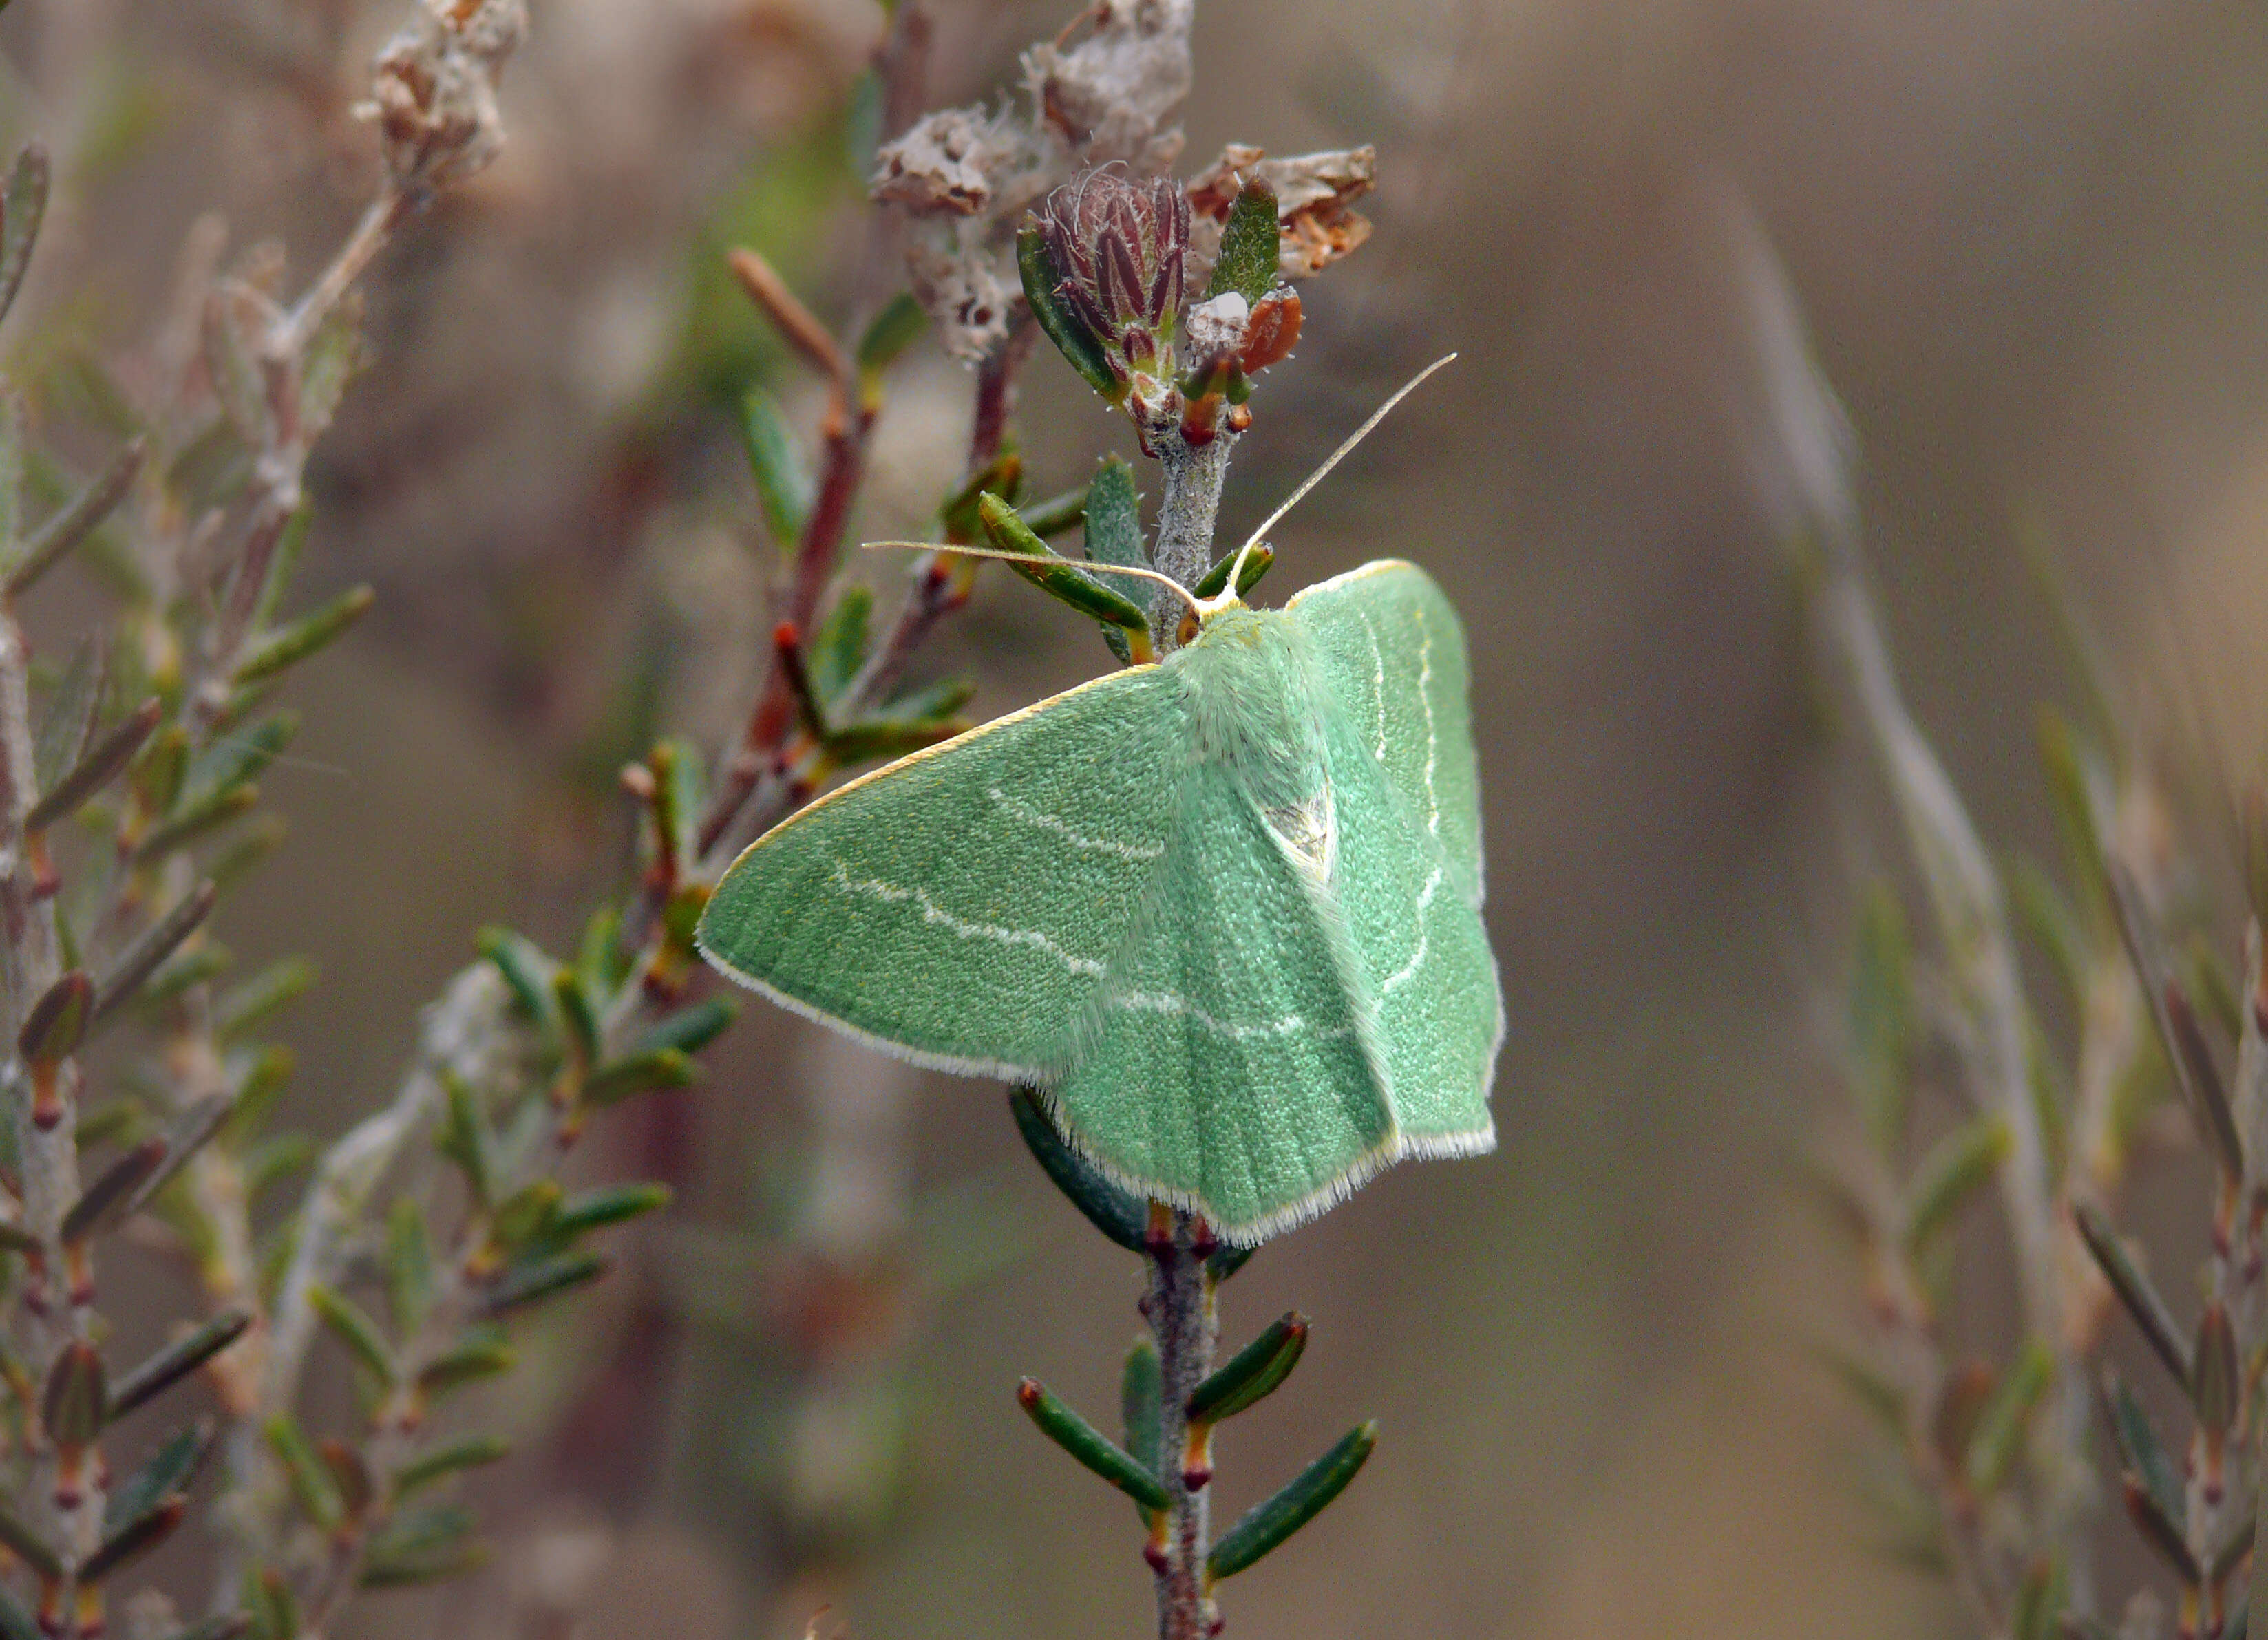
(205, 734, 353, 780)
(858, 540, 1205, 620)
(1222, 352, 1459, 597)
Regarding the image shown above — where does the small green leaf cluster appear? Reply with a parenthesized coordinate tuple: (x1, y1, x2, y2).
(1022, 171, 1300, 450)
(1006, 1090, 1373, 1612)
(0, 111, 751, 1640)
(1820, 568, 2268, 1638)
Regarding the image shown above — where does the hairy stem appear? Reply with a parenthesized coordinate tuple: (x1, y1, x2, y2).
(265, 187, 410, 367)
(1145, 1211, 1216, 1640)
(1150, 429, 1236, 647)
(0, 613, 103, 1622)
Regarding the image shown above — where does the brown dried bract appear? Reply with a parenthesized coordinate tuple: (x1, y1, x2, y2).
(1185, 144, 1377, 281)
(363, 0, 528, 195)
(871, 107, 1030, 220)
(1024, 0, 1194, 170)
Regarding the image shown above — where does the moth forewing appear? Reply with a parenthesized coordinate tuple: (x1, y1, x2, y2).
(695, 663, 1188, 1080)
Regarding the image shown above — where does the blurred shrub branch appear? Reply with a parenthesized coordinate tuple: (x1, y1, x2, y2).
(1734, 187, 2268, 1640)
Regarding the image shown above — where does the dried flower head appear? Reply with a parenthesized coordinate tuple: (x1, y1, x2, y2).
(1042, 169, 1189, 383)
(872, 0, 1196, 359)
(1186, 145, 1377, 283)
(362, 0, 529, 196)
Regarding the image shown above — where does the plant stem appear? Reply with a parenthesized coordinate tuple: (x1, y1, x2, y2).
(1145, 1210, 1217, 1640)
(264, 187, 410, 368)
(0, 611, 104, 1623)
(1149, 429, 1236, 648)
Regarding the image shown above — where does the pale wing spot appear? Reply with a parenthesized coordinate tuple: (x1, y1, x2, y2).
(987, 787, 1165, 863)
(828, 858, 1106, 977)
(1413, 604, 1441, 836)
(1112, 988, 1355, 1043)
(1381, 866, 1444, 995)
(1262, 782, 1337, 884)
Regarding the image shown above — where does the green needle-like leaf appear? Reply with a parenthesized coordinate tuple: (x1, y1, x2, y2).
(27, 699, 160, 833)
(553, 1182, 672, 1238)
(1191, 540, 1273, 601)
(1847, 885, 1915, 1154)
(214, 957, 316, 1043)
(386, 1198, 434, 1339)
(583, 1047, 697, 1106)
(551, 969, 600, 1068)
(3, 437, 145, 598)
(628, 998, 737, 1060)
(976, 493, 1152, 637)
(479, 1252, 608, 1318)
(0, 1494, 61, 1579)
(809, 584, 873, 702)
(436, 1072, 495, 1208)
(1207, 1422, 1377, 1581)
(359, 1504, 488, 1587)
(0, 146, 50, 328)
(823, 717, 965, 765)
(2194, 1301, 2239, 1436)
(18, 968, 92, 1065)
(92, 882, 218, 1027)
(109, 1312, 251, 1424)
(878, 677, 978, 723)
(1962, 1340, 2051, 1494)
(1015, 1378, 1171, 1512)
(125, 1096, 232, 1218)
(2010, 1556, 2064, 1640)
(2073, 1203, 2192, 1392)
(61, 1136, 167, 1244)
(41, 1341, 106, 1445)
(2108, 862, 2243, 1186)
(474, 926, 557, 1021)
(2103, 1372, 2183, 1535)
(32, 637, 103, 793)
(264, 1413, 343, 1531)
(1019, 486, 1089, 539)
(393, 1435, 511, 1498)
(488, 1180, 562, 1253)
(247, 1567, 297, 1640)
(103, 1418, 211, 1536)
(1121, 1339, 1165, 1522)
(1902, 1114, 2009, 1252)
(1188, 1312, 1308, 1425)
(2163, 982, 2240, 1189)
(856, 292, 928, 379)
(134, 783, 259, 862)
(1007, 1086, 1147, 1253)
(416, 1330, 516, 1397)
(1082, 457, 1147, 572)
(308, 1285, 396, 1386)
(739, 386, 812, 549)
(232, 585, 374, 684)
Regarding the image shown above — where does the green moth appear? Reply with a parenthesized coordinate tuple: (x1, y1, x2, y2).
(697, 557, 1503, 1243)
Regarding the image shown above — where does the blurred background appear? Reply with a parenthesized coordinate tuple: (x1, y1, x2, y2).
(8, 0, 2268, 1634)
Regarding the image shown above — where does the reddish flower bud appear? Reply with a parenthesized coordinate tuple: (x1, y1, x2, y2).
(1041, 168, 1190, 380)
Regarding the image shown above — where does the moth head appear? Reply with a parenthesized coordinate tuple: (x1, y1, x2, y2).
(1183, 557, 1262, 645)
